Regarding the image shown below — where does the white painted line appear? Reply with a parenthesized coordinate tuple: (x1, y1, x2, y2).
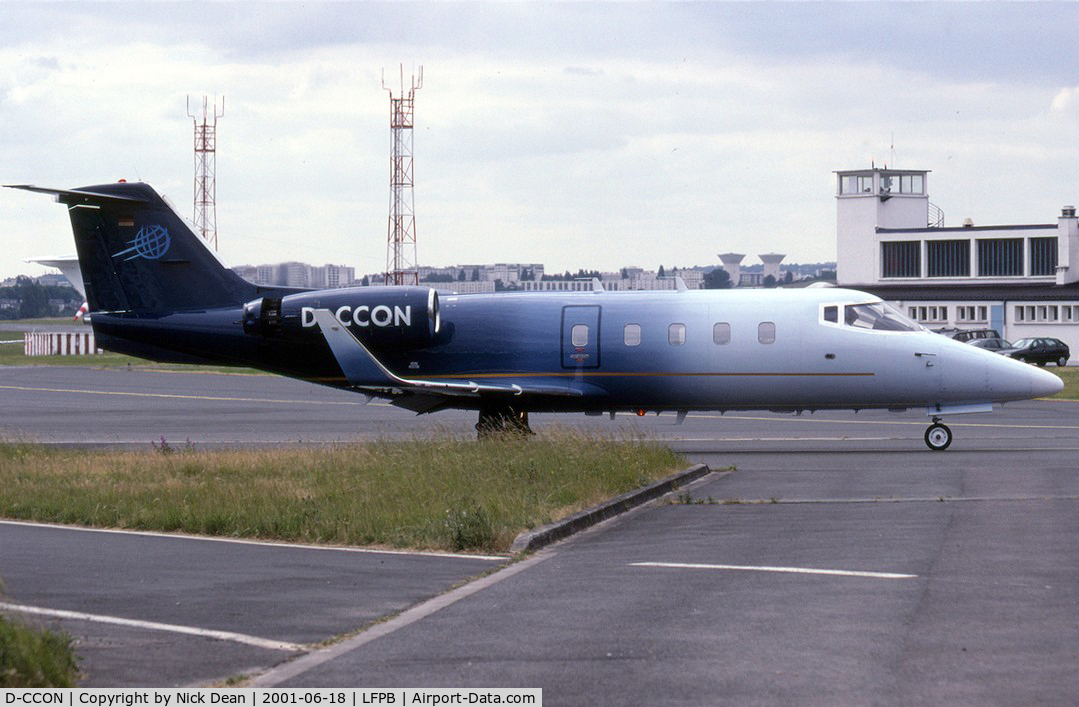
(0, 383, 364, 407)
(0, 520, 507, 562)
(0, 602, 306, 652)
(680, 412, 1079, 431)
(631, 561, 917, 580)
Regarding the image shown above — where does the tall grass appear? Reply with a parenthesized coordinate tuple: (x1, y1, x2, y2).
(0, 431, 685, 553)
(0, 612, 78, 687)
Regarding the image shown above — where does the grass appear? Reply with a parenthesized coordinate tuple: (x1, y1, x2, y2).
(0, 431, 686, 553)
(0, 611, 79, 687)
(1048, 365, 1079, 400)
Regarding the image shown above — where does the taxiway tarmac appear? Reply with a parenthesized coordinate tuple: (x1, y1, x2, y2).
(2, 365, 1079, 450)
(1, 365, 1078, 701)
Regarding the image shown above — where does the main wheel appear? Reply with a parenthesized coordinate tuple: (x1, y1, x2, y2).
(924, 422, 952, 451)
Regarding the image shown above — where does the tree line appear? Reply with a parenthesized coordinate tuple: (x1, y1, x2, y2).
(0, 277, 82, 320)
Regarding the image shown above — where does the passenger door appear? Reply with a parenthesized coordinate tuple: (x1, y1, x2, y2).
(561, 305, 601, 369)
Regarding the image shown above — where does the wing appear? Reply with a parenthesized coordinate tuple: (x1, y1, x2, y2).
(311, 308, 593, 412)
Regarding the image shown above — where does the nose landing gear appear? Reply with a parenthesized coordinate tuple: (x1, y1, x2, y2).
(924, 417, 953, 451)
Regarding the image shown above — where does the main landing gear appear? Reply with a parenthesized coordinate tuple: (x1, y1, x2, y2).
(924, 416, 953, 451)
(476, 404, 534, 439)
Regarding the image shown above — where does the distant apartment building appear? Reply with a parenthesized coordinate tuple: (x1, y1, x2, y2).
(232, 263, 355, 289)
(517, 269, 705, 292)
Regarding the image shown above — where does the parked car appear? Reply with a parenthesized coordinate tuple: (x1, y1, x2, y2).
(967, 337, 1012, 352)
(953, 328, 1001, 342)
(1000, 337, 1070, 367)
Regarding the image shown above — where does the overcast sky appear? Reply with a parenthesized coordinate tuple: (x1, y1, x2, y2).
(3, 2, 1079, 281)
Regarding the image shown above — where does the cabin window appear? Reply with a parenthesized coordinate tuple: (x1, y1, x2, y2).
(571, 324, 589, 348)
(824, 306, 838, 323)
(712, 322, 731, 345)
(668, 323, 686, 346)
(758, 322, 776, 345)
(624, 324, 641, 346)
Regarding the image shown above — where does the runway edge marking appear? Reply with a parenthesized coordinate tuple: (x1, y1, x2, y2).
(0, 602, 306, 652)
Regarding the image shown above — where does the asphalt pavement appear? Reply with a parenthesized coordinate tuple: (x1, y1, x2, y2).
(1, 364, 1077, 702)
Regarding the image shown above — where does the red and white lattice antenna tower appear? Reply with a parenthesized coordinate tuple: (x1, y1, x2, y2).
(383, 65, 422, 286)
(186, 95, 224, 251)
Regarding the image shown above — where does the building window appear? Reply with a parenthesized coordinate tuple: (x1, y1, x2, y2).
(1015, 304, 1064, 323)
(1030, 237, 1058, 276)
(926, 240, 970, 277)
(901, 174, 924, 194)
(668, 323, 686, 346)
(839, 175, 878, 194)
(912, 306, 949, 324)
(758, 322, 776, 344)
(879, 173, 925, 195)
(977, 238, 1023, 276)
(957, 305, 988, 323)
(712, 322, 731, 345)
(882, 241, 920, 278)
(623, 324, 641, 347)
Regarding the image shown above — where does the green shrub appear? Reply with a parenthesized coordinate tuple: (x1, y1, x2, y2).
(0, 613, 78, 687)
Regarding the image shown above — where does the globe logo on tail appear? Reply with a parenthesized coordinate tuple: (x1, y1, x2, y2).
(113, 224, 171, 261)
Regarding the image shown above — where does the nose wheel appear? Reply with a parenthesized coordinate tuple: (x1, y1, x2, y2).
(924, 417, 952, 451)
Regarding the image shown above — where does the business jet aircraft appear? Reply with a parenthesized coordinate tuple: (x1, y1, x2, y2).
(8, 181, 1063, 449)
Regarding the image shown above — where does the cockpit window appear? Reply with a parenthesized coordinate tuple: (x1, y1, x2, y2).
(823, 306, 838, 323)
(844, 302, 923, 332)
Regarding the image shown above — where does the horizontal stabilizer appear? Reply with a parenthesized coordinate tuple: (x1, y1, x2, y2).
(5, 184, 149, 205)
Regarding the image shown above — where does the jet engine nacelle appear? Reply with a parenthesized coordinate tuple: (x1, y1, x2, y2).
(243, 286, 440, 347)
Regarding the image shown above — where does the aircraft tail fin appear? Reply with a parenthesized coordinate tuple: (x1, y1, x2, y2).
(8, 182, 256, 313)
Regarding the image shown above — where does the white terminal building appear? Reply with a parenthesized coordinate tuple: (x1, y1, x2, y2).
(836, 166, 1079, 356)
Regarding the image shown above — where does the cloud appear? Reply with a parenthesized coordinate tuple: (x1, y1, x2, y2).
(1051, 87, 1079, 113)
(4, 3, 1079, 280)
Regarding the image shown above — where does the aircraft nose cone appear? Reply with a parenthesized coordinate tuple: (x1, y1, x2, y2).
(1029, 365, 1064, 398)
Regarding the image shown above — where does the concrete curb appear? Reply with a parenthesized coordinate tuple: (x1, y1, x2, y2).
(509, 463, 712, 554)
